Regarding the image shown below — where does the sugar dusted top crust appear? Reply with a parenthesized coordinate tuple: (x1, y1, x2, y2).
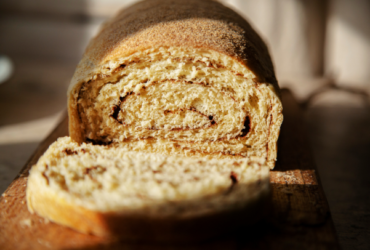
(70, 0, 277, 88)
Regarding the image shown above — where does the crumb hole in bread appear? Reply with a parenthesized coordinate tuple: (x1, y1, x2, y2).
(240, 116, 250, 137)
(110, 92, 134, 121)
(86, 138, 112, 145)
(208, 115, 216, 125)
(110, 105, 120, 120)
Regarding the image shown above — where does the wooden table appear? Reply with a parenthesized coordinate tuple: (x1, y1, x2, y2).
(0, 90, 340, 249)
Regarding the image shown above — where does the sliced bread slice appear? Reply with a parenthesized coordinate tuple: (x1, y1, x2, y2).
(27, 137, 270, 241)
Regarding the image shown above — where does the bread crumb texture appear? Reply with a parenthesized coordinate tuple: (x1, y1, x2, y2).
(27, 137, 269, 217)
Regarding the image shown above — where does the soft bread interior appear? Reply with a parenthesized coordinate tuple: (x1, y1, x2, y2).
(72, 47, 282, 168)
(27, 137, 269, 216)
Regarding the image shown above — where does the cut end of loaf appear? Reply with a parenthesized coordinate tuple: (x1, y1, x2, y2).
(69, 47, 283, 169)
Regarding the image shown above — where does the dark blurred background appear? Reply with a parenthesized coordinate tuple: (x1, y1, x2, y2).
(0, 0, 369, 249)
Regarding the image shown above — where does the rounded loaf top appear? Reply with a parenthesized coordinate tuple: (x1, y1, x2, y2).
(74, 0, 276, 85)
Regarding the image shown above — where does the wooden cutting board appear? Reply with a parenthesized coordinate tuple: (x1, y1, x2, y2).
(0, 89, 340, 250)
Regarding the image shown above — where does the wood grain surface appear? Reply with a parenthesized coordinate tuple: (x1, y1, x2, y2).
(0, 89, 340, 249)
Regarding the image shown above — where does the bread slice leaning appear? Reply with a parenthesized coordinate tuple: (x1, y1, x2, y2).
(27, 137, 270, 241)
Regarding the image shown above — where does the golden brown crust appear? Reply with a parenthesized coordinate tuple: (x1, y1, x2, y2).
(70, 0, 277, 89)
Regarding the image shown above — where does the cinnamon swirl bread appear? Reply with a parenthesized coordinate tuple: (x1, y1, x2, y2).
(68, 0, 283, 168)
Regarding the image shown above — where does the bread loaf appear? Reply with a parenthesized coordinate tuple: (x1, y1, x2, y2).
(27, 0, 281, 240)
(68, 0, 283, 169)
(27, 137, 270, 240)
